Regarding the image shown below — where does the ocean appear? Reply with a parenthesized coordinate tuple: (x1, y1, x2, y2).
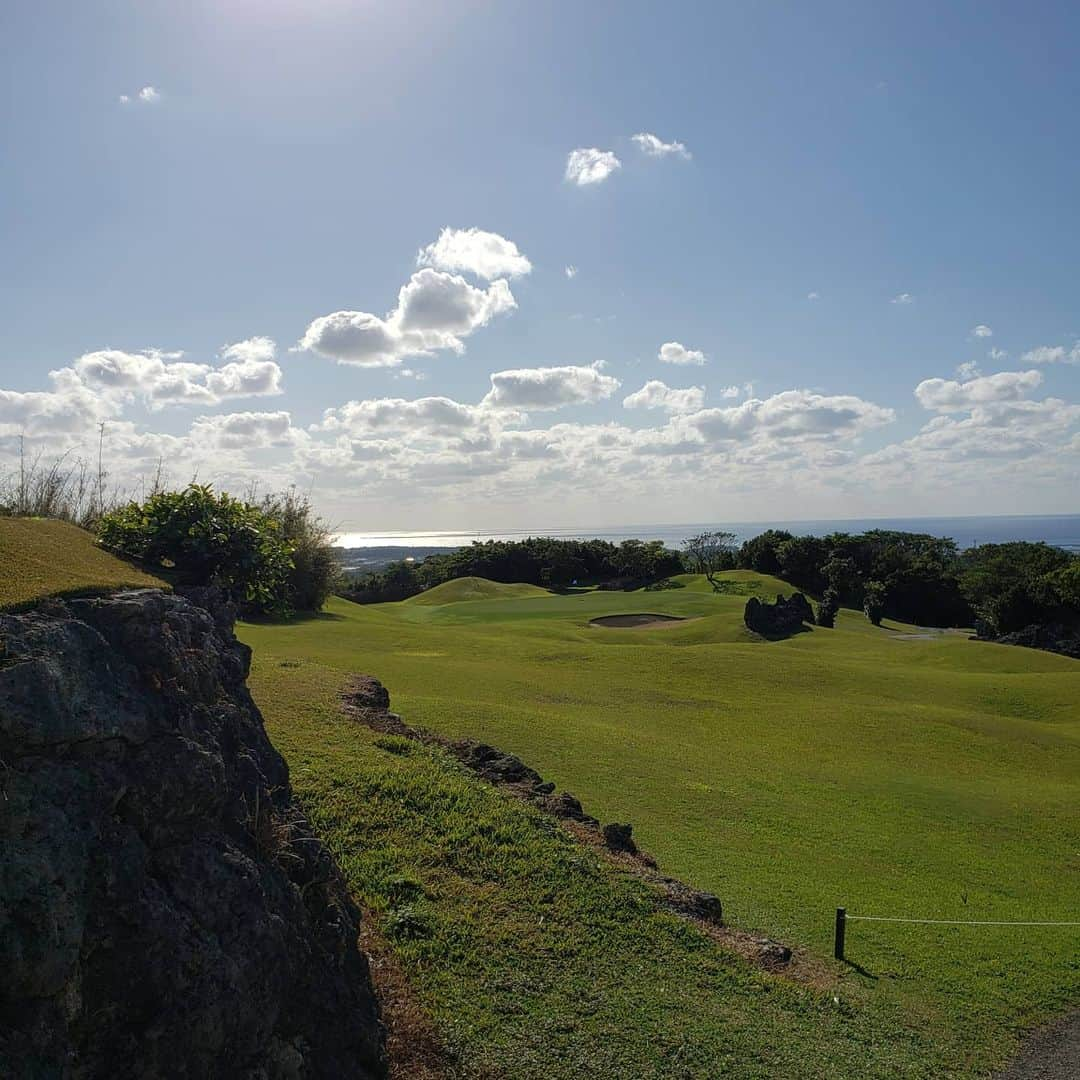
(335, 513, 1080, 555)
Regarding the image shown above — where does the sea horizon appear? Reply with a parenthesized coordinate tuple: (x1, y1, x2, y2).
(335, 511, 1080, 554)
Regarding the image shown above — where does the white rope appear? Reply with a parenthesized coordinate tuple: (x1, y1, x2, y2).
(846, 916, 1080, 927)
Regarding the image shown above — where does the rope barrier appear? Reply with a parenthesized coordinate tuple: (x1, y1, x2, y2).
(847, 916, 1080, 926)
(833, 906, 1080, 960)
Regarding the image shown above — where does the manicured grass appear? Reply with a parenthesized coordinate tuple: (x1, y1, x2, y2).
(0, 517, 168, 609)
(251, 658, 952, 1079)
(241, 575, 1080, 1076)
(405, 576, 551, 605)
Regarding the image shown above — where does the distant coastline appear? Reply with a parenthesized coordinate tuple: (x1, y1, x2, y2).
(335, 513, 1080, 555)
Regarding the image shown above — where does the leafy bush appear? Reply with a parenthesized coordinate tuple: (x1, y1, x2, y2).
(256, 488, 340, 612)
(98, 484, 293, 612)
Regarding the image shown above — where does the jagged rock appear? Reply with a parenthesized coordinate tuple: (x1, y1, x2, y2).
(744, 592, 814, 638)
(751, 937, 794, 968)
(0, 589, 386, 1080)
(347, 674, 393, 711)
(659, 880, 724, 924)
(602, 822, 638, 854)
(533, 780, 556, 795)
(541, 790, 599, 826)
(452, 742, 544, 786)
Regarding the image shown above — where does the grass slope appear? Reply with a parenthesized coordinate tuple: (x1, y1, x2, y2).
(252, 657, 949, 1079)
(0, 518, 168, 609)
(405, 576, 551, 606)
(242, 574, 1080, 1076)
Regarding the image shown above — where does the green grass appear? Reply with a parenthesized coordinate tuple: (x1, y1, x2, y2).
(0, 517, 168, 609)
(241, 574, 1080, 1077)
(405, 575, 552, 606)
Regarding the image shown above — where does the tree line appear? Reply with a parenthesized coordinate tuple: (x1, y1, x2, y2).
(340, 537, 683, 603)
(735, 528, 1079, 639)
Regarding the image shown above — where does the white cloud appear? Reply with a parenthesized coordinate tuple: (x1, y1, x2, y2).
(1022, 343, 1080, 365)
(631, 133, 691, 160)
(483, 364, 621, 411)
(687, 390, 895, 444)
(219, 336, 276, 364)
(189, 411, 295, 450)
(989, 347, 1008, 362)
(807, 291, 820, 301)
(565, 265, 578, 279)
(316, 396, 507, 437)
(890, 293, 914, 305)
(956, 360, 981, 379)
(416, 227, 532, 280)
(121, 87, 160, 105)
(206, 357, 282, 400)
(71, 344, 283, 408)
(299, 269, 516, 367)
(565, 148, 621, 186)
(915, 370, 1043, 412)
(623, 380, 704, 413)
(971, 324, 993, 338)
(860, 397, 1080, 475)
(0, 374, 108, 437)
(658, 341, 706, 366)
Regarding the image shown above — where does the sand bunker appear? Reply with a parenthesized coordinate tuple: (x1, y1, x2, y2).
(589, 613, 687, 629)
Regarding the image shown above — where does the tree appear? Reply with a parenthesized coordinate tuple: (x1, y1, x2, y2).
(822, 555, 858, 597)
(863, 580, 887, 626)
(98, 484, 294, 613)
(738, 529, 793, 573)
(774, 535, 831, 592)
(683, 531, 737, 590)
(817, 587, 840, 628)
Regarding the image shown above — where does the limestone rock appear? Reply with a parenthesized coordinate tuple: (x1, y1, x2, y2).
(0, 589, 386, 1079)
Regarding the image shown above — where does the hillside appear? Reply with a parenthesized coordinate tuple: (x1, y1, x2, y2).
(0, 517, 168, 609)
(404, 575, 551, 606)
(242, 572, 1080, 1077)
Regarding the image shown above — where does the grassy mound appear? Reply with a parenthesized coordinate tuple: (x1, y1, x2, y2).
(405, 576, 550, 606)
(242, 571, 1080, 1075)
(0, 518, 168, 610)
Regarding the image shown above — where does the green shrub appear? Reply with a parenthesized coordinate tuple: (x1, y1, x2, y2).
(256, 488, 340, 612)
(98, 484, 293, 612)
(863, 580, 887, 626)
(816, 587, 840, 628)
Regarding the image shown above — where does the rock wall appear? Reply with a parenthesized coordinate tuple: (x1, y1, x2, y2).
(0, 589, 385, 1079)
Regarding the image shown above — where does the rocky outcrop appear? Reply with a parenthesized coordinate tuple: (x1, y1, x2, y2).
(0, 589, 386, 1080)
(744, 593, 815, 638)
(991, 622, 1080, 660)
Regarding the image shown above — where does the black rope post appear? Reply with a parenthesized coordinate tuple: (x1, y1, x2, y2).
(834, 907, 847, 961)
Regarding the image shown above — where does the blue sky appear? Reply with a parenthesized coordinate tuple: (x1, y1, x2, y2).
(2, 0, 1079, 530)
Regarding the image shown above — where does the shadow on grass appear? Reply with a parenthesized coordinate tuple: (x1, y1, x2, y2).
(245, 610, 348, 626)
(842, 958, 878, 981)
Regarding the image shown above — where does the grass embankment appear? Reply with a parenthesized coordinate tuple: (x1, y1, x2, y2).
(0, 517, 168, 609)
(252, 658, 947, 1078)
(242, 575, 1080, 1077)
